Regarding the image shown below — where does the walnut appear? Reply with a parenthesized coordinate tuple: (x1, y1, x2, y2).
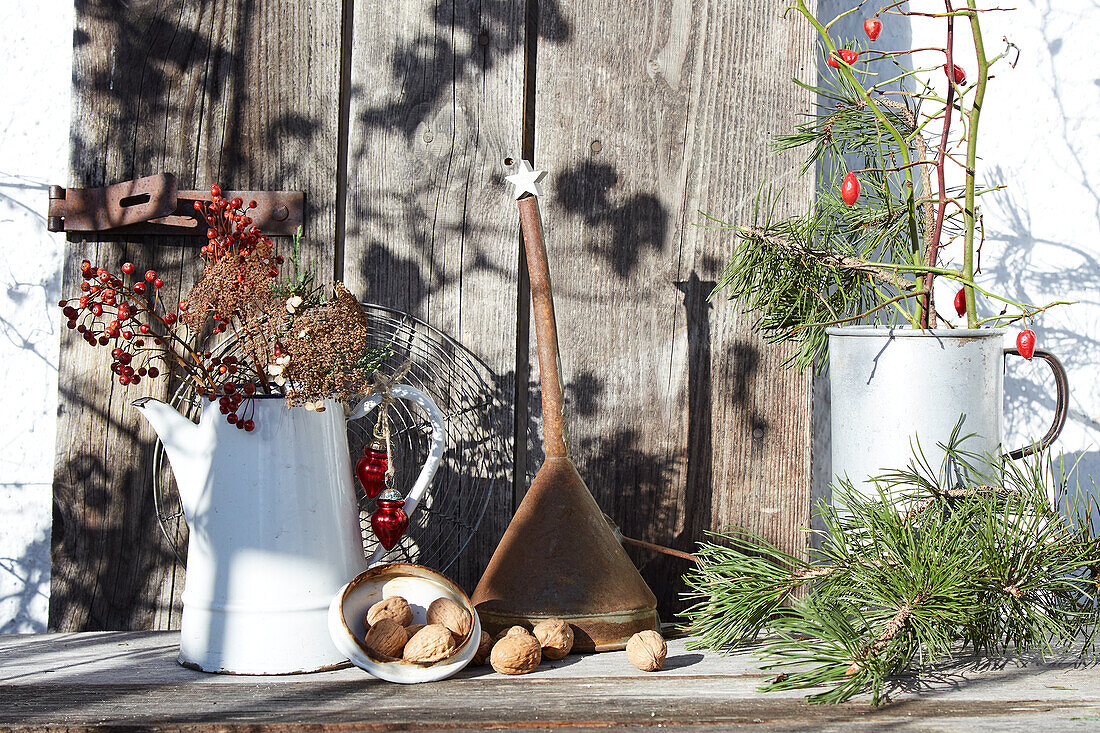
(626, 630, 667, 672)
(494, 625, 531, 642)
(363, 618, 408, 658)
(471, 630, 493, 666)
(405, 624, 425, 637)
(426, 597, 472, 639)
(364, 596, 413, 629)
(402, 624, 457, 664)
(533, 618, 574, 661)
(490, 633, 542, 675)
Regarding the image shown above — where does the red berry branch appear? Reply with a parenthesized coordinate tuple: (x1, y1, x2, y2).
(63, 258, 218, 380)
(807, 0, 1065, 337)
(61, 258, 266, 431)
(59, 184, 384, 432)
(711, 2, 1072, 369)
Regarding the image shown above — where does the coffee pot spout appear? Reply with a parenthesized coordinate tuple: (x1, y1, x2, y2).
(132, 397, 209, 520)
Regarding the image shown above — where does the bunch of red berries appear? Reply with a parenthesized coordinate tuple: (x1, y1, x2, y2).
(60, 184, 302, 433)
(62, 258, 266, 427)
(213, 382, 256, 432)
(61, 260, 174, 386)
(109, 346, 160, 386)
(191, 353, 262, 431)
(194, 184, 283, 273)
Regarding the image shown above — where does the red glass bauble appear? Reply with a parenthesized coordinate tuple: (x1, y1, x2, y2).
(371, 492, 409, 550)
(355, 439, 388, 499)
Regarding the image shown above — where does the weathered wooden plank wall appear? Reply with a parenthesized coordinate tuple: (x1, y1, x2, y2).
(340, 0, 526, 594)
(532, 0, 815, 613)
(51, 0, 814, 628)
(51, 0, 343, 630)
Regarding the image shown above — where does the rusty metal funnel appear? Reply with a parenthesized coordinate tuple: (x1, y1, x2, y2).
(472, 190, 659, 651)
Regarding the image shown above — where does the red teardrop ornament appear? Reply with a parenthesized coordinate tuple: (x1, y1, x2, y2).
(1016, 329, 1036, 360)
(371, 491, 409, 550)
(355, 438, 388, 499)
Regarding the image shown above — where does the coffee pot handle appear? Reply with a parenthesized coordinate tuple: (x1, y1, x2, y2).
(1003, 348, 1069, 460)
(347, 385, 448, 562)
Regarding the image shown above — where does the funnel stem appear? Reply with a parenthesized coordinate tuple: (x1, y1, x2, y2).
(621, 535, 699, 564)
(518, 195, 569, 458)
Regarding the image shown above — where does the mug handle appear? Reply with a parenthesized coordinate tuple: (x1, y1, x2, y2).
(1004, 347, 1070, 460)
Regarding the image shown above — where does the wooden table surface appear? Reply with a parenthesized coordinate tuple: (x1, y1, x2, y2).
(3, 632, 1100, 731)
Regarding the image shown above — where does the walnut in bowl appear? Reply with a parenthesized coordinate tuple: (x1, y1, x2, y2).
(328, 563, 481, 683)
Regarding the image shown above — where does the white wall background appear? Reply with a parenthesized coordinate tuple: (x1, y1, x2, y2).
(0, 0, 72, 631)
(958, 0, 1100, 478)
(1, 1, 1098, 631)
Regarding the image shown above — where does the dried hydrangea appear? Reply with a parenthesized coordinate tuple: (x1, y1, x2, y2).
(282, 283, 378, 404)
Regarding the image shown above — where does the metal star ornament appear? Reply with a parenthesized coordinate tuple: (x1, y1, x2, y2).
(505, 160, 547, 199)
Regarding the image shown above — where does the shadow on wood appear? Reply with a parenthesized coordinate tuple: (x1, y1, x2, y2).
(53, 0, 343, 631)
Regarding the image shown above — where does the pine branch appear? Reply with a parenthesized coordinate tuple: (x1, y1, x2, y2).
(845, 595, 921, 677)
(681, 533, 815, 649)
(739, 226, 917, 292)
(680, 428, 1100, 705)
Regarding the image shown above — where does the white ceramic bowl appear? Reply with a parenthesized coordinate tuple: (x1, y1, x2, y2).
(327, 563, 481, 683)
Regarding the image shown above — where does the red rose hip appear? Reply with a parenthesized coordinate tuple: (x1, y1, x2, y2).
(828, 48, 859, 67)
(864, 17, 882, 41)
(841, 172, 861, 206)
(945, 63, 967, 85)
(1016, 329, 1036, 360)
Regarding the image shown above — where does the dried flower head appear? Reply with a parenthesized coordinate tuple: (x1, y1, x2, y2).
(283, 283, 377, 404)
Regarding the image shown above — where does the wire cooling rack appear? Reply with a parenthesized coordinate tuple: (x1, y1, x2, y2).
(152, 303, 509, 574)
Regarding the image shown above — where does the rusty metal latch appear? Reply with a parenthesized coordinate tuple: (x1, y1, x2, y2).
(47, 173, 304, 236)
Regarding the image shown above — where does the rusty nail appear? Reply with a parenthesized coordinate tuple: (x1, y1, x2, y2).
(590, 140, 602, 154)
(273, 204, 289, 222)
